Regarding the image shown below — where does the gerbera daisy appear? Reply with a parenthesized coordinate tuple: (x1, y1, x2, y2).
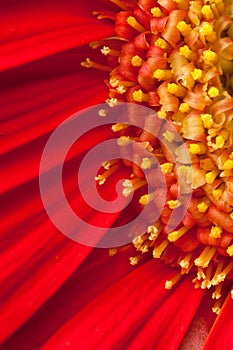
(0, 0, 232, 349)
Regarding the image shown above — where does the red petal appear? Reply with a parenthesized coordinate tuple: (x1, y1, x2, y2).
(0, 0, 114, 70)
(203, 291, 233, 350)
(41, 261, 186, 349)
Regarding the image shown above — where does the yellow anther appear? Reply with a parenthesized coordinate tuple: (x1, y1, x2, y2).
(227, 244, 233, 256)
(95, 174, 106, 185)
(208, 86, 219, 98)
(179, 102, 190, 113)
(127, 16, 145, 32)
(210, 225, 222, 238)
(176, 21, 192, 36)
(117, 136, 131, 146)
(105, 97, 118, 107)
(129, 256, 140, 265)
(109, 77, 119, 87)
(151, 7, 163, 17)
(201, 113, 214, 129)
(155, 38, 168, 49)
(167, 83, 186, 97)
(215, 135, 224, 149)
(101, 46, 110, 55)
(212, 189, 223, 200)
(168, 226, 189, 242)
(201, 22, 213, 36)
(131, 55, 143, 67)
(229, 152, 233, 160)
(223, 159, 233, 170)
(163, 130, 175, 142)
(160, 162, 173, 174)
(141, 157, 152, 169)
(148, 225, 159, 241)
(189, 144, 201, 154)
(81, 58, 111, 72)
(165, 273, 182, 289)
(109, 248, 118, 256)
(111, 123, 129, 132)
(191, 68, 203, 80)
(116, 85, 126, 94)
(167, 200, 182, 209)
(167, 83, 178, 94)
(158, 110, 167, 119)
(197, 202, 209, 212)
(205, 169, 218, 184)
(139, 193, 154, 205)
(133, 89, 148, 102)
(194, 246, 216, 268)
(202, 50, 218, 64)
(201, 5, 214, 20)
(179, 45, 191, 58)
(98, 109, 107, 117)
(153, 69, 173, 80)
(153, 239, 169, 258)
(230, 212, 233, 220)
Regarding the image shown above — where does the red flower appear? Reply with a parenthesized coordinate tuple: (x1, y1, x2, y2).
(0, 1, 232, 349)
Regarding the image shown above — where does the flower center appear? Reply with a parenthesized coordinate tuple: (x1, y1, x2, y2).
(82, 0, 233, 313)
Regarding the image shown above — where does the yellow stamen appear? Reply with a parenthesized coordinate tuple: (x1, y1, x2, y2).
(157, 110, 167, 119)
(201, 113, 214, 129)
(191, 68, 203, 80)
(101, 46, 120, 56)
(212, 188, 223, 200)
(223, 159, 233, 170)
(122, 178, 146, 197)
(212, 284, 222, 300)
(127, 16, 145, 32)
(179, 102, 190, 113)
(205, 169, 219, 184)
(153, 69, 173, 80)
(194, 246, 216, 268)
(230, 212, 233, 220)
(176, 21, 192, 36)
(160, 162, 173, 174)
(209, 225, 222, 238)
(111, 123, 129, 132)
(179, 253, 192, 271)
(197, 201, 209, 212)
(131, 55, 143, 67)
(139, 193, 155, 205)
(189, 143, 206, 154)
(202, 50, 218, 64)
(148, 225, 160, 241)
(212, 299, 221, 314)
(117, 136, 131, 146)
(153, 239, 169, 258)
(167, 83, 186, 97)
(141, 157, 152, 169)
(105, 97, 118, 107)
(200, 22, 214, 36)
(129, 256, 141, 265)
(201, 5, 214, 20)
(95, 163, 120, 185)
(81, 58, 111, 72)
(133, 89, 149, 103)
(151, 7, 163, 17)
(110, 0, 129, 10)
(168, 226, 189, 242)
(167, 200, 182, 210)
(215, 135, 225, 149)
(116, 85, 126, 94)
(109, 248, 118, 256)
(163, 130, 175, 142)
(179, 45, 191, 58)
(154, 38, 168, 50)
(165, 272, 182, 289)
(201, 264, 212, 289)
(208, 86, 219, 98)
(227, 244, 233, 256)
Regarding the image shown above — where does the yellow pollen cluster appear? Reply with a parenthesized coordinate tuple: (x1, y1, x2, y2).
(160, 162, 173, 174)
(209, 226, 222, 238)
